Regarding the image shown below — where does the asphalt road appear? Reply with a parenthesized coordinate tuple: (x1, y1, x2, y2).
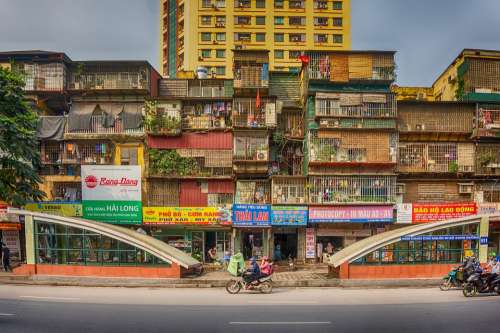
(1, 285, 499, 333)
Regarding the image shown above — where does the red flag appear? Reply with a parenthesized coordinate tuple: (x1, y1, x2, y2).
(255, 88, 261, 109)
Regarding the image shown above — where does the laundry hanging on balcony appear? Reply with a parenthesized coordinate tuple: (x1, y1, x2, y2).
(67, 102, 98, 131)
(37, 116, 66, 141)
(121, 103, 144, 129)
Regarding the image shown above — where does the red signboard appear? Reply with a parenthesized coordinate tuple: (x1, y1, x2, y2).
(412, 203, 477, 223)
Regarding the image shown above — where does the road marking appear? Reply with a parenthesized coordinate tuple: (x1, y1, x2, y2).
(247, 300, 318, 305)
(229, 321, 331, 325)
(0, 313, 15, 316)
(20, 296, 81, 301)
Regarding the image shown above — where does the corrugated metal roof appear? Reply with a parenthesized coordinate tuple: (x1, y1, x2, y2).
(148, 132, 233, 149)
(270, 72, 301, 108)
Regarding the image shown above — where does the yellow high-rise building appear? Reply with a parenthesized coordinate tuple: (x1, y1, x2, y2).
(160, 0, 351, 78)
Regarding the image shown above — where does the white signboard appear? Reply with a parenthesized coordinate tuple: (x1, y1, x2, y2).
(2, 230, 20, 260)
(305, 228, 316, 259)
(396, 203, 413, 224)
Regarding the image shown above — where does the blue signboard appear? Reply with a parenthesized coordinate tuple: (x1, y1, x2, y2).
(232, 204, 271, 227)
(480, 237, 489, 245)
(401, 235, 480, 241)
(271, 206, 308, 226)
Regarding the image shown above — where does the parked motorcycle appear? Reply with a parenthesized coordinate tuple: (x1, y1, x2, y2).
(225, 273, 273, 294)
(440, 267, 464, 291)
(463, 268, 499, 297)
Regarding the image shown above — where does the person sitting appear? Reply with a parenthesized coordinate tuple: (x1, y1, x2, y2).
(260, 256, 272, 277)
(243, 257, 261, 288)
(207, 247, 217, 263)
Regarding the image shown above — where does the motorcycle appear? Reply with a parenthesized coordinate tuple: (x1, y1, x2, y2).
(226, 272, 273, 294)
(463, 268, 499, 297)
(440, 267, 464, 291)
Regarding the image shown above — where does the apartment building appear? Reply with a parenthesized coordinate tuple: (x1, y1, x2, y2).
(160, 0, 351, 78)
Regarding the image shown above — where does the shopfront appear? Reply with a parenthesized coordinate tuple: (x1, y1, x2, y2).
(143, 207, 231, 262)
(309, 205, 394, 262)
(232, 204, 271, 260)
(270, 206, 307, 262)
(0, 204, 23, 261)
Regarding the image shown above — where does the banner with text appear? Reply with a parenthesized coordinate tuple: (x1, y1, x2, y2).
(143, 207, 231, 225)
(309, 206, 393, 223)
(25, 202, 83, 217)
(411, 203, 477, 223)
(232, 204, 271, 227)
(271, 206, 308, 226)
(82, 165, 142, 224)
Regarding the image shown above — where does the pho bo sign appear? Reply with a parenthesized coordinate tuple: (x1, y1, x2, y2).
(82, 165, 142, 224)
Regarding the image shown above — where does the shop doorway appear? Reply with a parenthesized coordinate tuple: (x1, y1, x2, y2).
(242, 231, 263, 260)
(273, 232, 298, 261)
(317, 236, 343, 262)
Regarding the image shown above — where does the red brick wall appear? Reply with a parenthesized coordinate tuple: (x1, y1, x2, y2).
(343, 263, 456, 279)
(14, 264, 182, 278)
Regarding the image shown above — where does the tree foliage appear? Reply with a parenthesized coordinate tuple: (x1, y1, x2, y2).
(0, 66, 44, 206)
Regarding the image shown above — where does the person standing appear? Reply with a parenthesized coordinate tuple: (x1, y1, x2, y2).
(2, 245, 12, 272)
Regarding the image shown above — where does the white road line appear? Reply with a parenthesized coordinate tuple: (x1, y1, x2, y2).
(229, 321, 331, 325)
(19, 296, 81, 301)
(0, 313, 15, 316)
(247, 300, 318, 305)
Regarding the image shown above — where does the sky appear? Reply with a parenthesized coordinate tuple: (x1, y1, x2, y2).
(0, 0, 499, 86)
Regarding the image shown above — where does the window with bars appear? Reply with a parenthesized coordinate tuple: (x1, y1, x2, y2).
(289, 33, 306, 43)
(398, 143, 474, 173)
(13, 62, 67, 91)
(120, 147, 139, 166)
(52, 182, 82, 202)
(232, 97, 276, 128)
(146, 180, 179, 207)
(272, 177, 306, 204)
(314, 0, 329, 10)
(235, 180, 271, 204)
(234, 32, 251, 42)
(182, 101, 231, 129)
(314, 34, 328, 43)
(314, 17, 329, 26)
(315, 93, 397, 118)
(235, 16, 251, 25)
(289, 17, 306, 26)
(233, 133, 269, 161)
(289, 0, 305, 9)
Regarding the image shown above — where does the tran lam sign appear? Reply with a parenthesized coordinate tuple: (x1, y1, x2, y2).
(82, 165, 142, 224)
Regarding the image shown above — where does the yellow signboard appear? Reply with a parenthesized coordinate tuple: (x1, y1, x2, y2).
(143, 207, 231, 225)
(25, 203, 83, 217)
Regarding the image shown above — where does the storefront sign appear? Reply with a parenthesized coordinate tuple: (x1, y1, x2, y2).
(82, 165, 142, 224)
(412, 203, 477, 223)
(25, 202, 83, 217)
(143, 207, 231, 225)
(401, 235, 480, 241)
(2, 230, 21, 260)
(0, 223, 21, 230)
(477, 203, 500, 215)
(305, 228, 316, 259)
(232, 204, 271, 227)
(480, 237, 489, 245)
(309, 206, 393, 223)
(396, 203, 413, 224)
(271, 206, 308, 226)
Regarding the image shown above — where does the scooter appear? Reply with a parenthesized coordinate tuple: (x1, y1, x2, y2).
(440, 267, 464, 291)
(463, 268, 498, 297)
(226, 270, 273, 294)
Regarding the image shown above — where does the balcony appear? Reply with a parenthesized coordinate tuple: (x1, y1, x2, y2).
(476, 144, 500, 176)
(68, 62, 150, 92)
(233, 133, 269, 174)
(182, 101, 231, 130)
(474, 105, 500, 138)
(66, 115, 144, 137)
(234, 65, 269, 89)
(232, 97, 276, 128)
(309, 131, 397, 167)
(145, 180, 180, 206)
(278, 110, 304, 139)
(12, 62, 66, 92)
(40, 142, 114, 166)
(309, 175, 396, 205)
(148, 149, 233, 178)
(398, 143, 475, 173)
(235, 180, 270, 204)
(50, 182, 82, 202)
(316, 93, 397, 118)
(272, 177, 306, 204)
(187, 79, 233, 98)
(145, 102, 181, 136)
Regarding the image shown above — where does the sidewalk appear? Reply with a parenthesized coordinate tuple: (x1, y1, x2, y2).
(0, 269, 443, 288)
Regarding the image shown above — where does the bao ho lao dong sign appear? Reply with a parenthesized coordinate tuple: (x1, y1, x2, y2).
(232, 204, 271, 227)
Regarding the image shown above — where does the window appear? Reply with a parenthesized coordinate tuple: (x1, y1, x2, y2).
(216, 49, 226, 58)
(215, 66, 226, 76)
(216, 32, 226, 41)
(256, 0, 265, 8)
(314, 0, 328, 9)
(333, 34, 343, 43)
(274, 33, 284, 42)
(235, 0, 250, 8)
(201, 49, 211, 58)
(201, 16, 212, 26)
(274, 16, 284, 25)
(314, 34, 328, 43)
(333, 1, 343, 10)
(202, 0, 212, 8)
(255, 33, 266, 42)
(274, 0, 284, 9)
(289, 16, 305, 26)
(235, 16, 251, 25)
(289, 51, 301, 59)
(333, 17, 343, 27)
(235, 32, 251, 42)
(201, 32, 212, 42)
(314, 17, 328, 26)
(120, 147, 138, 165)
(215, 0, 226, 7)
(289, 33, 306, 42)
(275, 50, 284, 59)
(256, 16, 266, 25)
(289, 0, 305, 9)
(215, 16, 226, 27)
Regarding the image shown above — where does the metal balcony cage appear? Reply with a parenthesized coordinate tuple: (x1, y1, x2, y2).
(52, 182, 82, 202)
(464, 58, 500, 94)
(309, 131, 397, 164)
(398, 103, 474, 133)
(308, 175, 396, 204)
(398, 143, 475, 173)
(476, 182, 500, 203)
(272, 177, 306, 204)
(68, 63, 149, 90)
(315, 93, 397, 118)
(146, 180, 180, 207)
(278, 110, 304, 138)
(41, 142, 113, 165)
(12, 62, 66, 91)
(235, 180, 271, 204)
(233, 133, 269, 161)
(182, 101, 231, 130)
(233, 97, 276, 128)
(478, 105, 500, 130)
(476, 144, 500, 176)
(187, 79, 233, 98)
(145, 102, 181, 135)
(273, 144, 304, 176)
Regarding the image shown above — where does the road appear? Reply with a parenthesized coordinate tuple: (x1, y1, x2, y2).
(0, 285, 499, 333)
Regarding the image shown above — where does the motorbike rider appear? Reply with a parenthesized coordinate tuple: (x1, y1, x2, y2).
(243, 257, 261, 288)
(260, 256, 272, 276)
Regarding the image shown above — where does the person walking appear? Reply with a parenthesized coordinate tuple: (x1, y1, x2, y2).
(2, 244, 12, 272)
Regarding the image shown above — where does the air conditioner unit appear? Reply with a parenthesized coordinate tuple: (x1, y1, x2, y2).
(415, 124, 425, 131)
(396, 183, 406, 195)
(458, 183, 474, 194)
(256, 149, 268, 161)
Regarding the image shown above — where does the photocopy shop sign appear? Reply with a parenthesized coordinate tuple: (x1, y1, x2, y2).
(82, 165, 142, 224)
(309, 206, 393, 223)
(232, 204, 271, 227)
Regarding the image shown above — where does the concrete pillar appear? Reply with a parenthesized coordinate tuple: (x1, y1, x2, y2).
(24, 215, 35, 265)
(479, 217, 490, 264)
